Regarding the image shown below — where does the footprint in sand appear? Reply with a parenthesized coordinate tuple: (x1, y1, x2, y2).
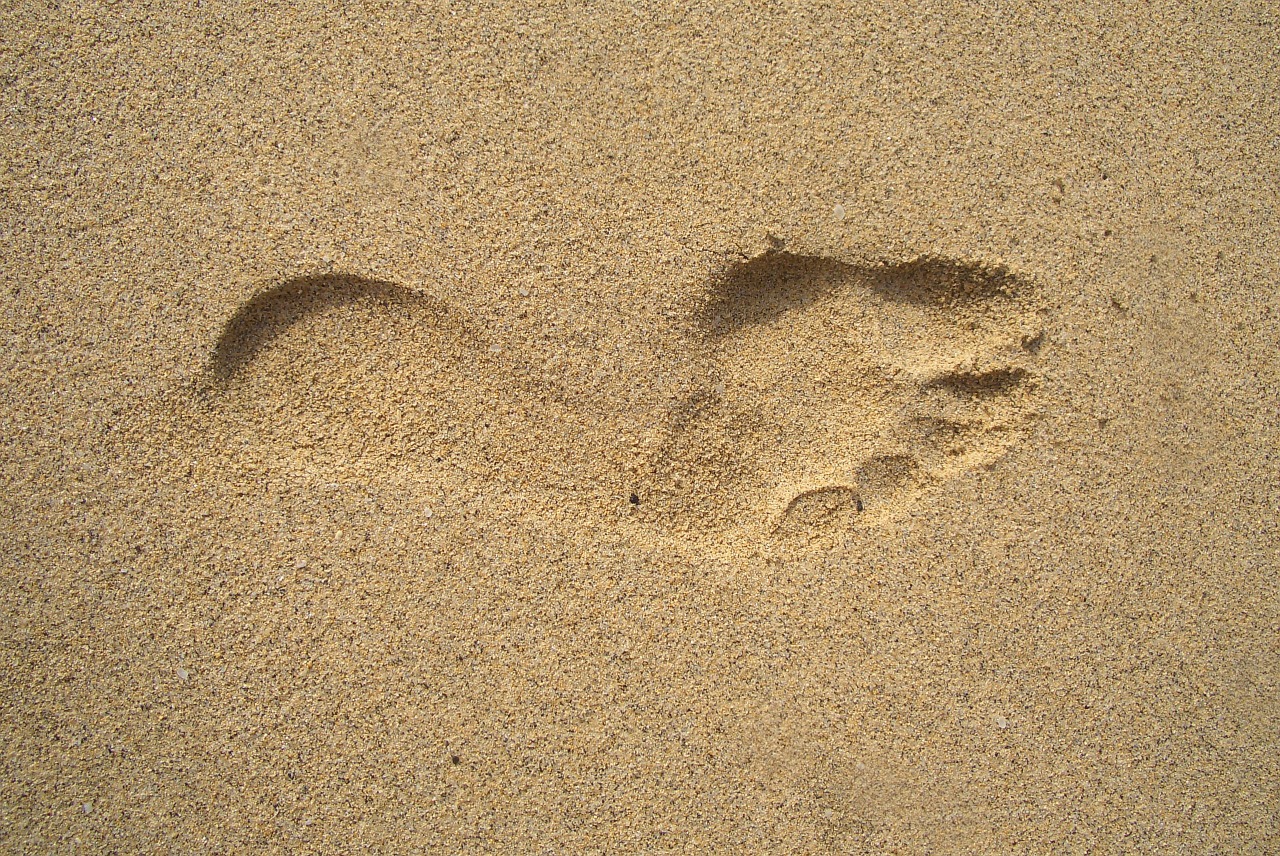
(194, 274, 605, 498)
(639, 250, 1045, 536)
(190, 252, 1044, 541)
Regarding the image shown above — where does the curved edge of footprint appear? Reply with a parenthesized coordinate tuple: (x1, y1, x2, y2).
(204, 273, 461, 384)
(649, 246, 1048, 541)
(182, 271, 601, 503)
(184, 269, 640, 522)
(183, 273, 478, 482)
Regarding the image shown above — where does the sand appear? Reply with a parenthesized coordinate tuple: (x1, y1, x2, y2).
(2, 1, 1277, 852)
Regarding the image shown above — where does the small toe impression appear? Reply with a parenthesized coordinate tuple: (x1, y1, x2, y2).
(775, 486, 862, 536)
(772, 454, 924, 536)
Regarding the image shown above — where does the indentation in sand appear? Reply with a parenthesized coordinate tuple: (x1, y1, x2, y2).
(642, 250, 1045, 536)
(194, 274, 589, 493)
(190, 256, 1044, 541)
(207, 275, 452, 381)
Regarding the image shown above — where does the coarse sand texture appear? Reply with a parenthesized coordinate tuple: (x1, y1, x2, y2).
(2, 1, 1278, 853)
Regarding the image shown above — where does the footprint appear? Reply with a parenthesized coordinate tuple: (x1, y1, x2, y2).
(640, 250, 1044, 536)
(190, 274, 619, 501)
(186, 257, 1043, 541)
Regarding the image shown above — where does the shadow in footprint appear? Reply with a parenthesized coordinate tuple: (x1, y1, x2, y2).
(208, 274, 454, 382)
(190, 273, 621, 504)
(704, 252, 853, 335)
(864, 256, 1020, 306)
(924, 367, 1030, 398)
(703, 252, 1023, 335)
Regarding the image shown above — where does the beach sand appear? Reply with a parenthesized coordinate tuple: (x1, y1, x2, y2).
(2, 1, 1277, 851)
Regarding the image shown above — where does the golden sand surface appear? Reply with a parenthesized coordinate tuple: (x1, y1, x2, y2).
(2, 1, 1277, 851)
